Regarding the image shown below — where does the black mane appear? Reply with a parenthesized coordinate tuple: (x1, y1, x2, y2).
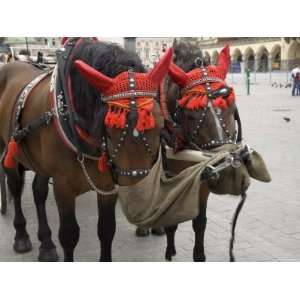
(70, 40, 146, 124)
(166, 40, 204, 115)
(173, 40, 203, 71)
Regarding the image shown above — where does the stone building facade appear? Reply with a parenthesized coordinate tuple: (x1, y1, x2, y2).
(197, 37, 300, 72)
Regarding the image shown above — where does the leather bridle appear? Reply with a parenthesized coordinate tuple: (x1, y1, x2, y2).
(173, 67, 242, 150)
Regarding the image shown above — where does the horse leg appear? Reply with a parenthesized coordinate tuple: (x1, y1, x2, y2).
(32, 174, 58, 262)
(192, 195, 208, 262)
(151, 227, 165, 235)
(97, 194, 117, 262)
(53, 180, 79, 262)
(6, 166, 32, 253)
(164, 224, 178, 261)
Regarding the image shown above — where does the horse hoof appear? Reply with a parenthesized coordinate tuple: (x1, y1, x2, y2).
(13, 237, 32, 253)
(151, 228, 165, 236)
(38, 248, 59, 262)
(193, 252, 206, 262)
(99, 257, 112, 262)
(165, 247, 176, 261)
(135, 227, 150, 237)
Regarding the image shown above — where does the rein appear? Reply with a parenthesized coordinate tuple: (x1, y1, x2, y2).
(229, 192, 247, 262)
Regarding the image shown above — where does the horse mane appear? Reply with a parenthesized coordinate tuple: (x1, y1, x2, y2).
(70, 40, 146, 124)
(166, 40, 204, 115)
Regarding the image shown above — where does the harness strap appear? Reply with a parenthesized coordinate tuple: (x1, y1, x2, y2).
(56, 38, 84, 158)
(13, 111, 53, 142)
(234, 108, 242, 143)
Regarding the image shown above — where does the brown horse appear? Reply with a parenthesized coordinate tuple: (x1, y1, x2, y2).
(0, 38, 173, 261)
(160, 41, 252, 261)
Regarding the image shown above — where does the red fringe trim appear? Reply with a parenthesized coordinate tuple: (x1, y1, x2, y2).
(4, 138, 21, 169)
(212, 97, 228, 110)
(178, 83, 235, 111)
(104, 100, 156, 131)
(98, 152, 109, 173)
(186, 95, 208, 110)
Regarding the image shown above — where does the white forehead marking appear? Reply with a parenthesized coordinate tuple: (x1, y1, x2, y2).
(207, 101, 224, 140)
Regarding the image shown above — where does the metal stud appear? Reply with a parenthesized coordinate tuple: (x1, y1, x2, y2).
(133, 128, 139, 137)
(132, 170, 137, 176)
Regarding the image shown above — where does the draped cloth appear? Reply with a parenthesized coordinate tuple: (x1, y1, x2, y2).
(118, 145, 271, 229)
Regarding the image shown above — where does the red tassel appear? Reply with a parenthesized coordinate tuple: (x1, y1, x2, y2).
(186, 95, 207, 110)
(148, 114, 155, 129)
(117, 110, 127, 128)
(4, 138, 21, 169)
(200, 95, 208, 108)
(104, 109, 113, 126)
(136, 109, 146, 131)
(213, 97, 228, 110)
(98, 152, 109, 173)
(178, 94, 191, 107)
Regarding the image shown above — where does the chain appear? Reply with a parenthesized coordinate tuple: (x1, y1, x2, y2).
(77, 156, 119, 196)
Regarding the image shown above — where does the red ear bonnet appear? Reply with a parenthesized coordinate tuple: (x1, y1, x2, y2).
(74, 48, 173, 96)
(168, 45, 231, 90)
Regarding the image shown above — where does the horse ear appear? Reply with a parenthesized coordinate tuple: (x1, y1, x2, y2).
(74, 60, 114, 92)
(168, 62, 189, 87)
(147, 48, 173, 85)
(217, 44, 230, 78)
(61, 37, 69, 45)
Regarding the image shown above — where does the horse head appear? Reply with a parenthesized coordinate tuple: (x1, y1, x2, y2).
(167, 42, 262, 195)
(71, 41, 173, 185)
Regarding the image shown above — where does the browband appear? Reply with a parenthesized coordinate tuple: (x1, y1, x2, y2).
(102, 91, 158, 102)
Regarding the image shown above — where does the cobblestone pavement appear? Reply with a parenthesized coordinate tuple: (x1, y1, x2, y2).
(1, 81, 300, 262)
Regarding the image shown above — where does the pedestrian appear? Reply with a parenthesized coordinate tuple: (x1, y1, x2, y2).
(36, 51, 44, 63)
(295, 71, 300, 96)
(291, 64, 300, 96)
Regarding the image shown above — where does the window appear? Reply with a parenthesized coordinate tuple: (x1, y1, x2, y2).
(145, 48, 149, 59)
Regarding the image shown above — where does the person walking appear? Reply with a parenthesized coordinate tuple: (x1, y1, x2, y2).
(291, 64, 300, 96)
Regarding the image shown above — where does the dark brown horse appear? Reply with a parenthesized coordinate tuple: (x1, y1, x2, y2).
(160, 40, 250, 261)
(0, 38, 173, 261)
